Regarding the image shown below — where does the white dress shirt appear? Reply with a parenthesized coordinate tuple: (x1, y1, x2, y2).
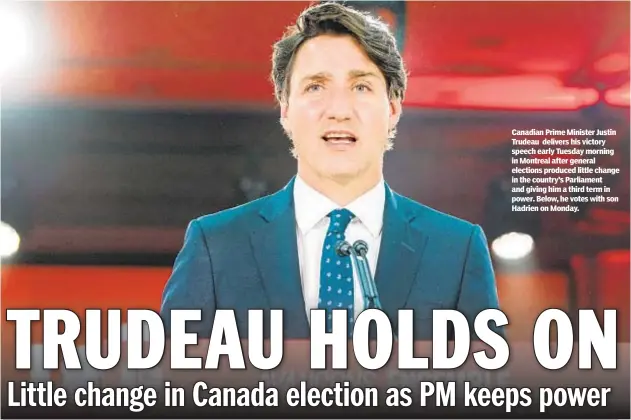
(293, 175, 385, 324)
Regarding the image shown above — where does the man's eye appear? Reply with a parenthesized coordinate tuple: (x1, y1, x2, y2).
(305, 84, 322, 93)
(354, 83, 371, 92)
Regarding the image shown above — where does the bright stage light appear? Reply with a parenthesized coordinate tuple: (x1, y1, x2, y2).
(491, 232, 534, 261)
(0, 221, 21, 258)
(0, 7, 31, 76)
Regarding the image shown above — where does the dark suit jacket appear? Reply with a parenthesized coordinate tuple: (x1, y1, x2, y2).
(160, 178, 503, 340)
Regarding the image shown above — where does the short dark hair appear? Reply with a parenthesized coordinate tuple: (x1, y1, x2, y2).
(271, 1, 408, 105)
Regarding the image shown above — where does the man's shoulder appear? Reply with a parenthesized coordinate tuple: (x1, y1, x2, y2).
(393, 191, 478, 237)
(192, 193, 273, 235)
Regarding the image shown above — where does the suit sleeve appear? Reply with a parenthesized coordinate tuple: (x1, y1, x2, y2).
(456, 224, 505, 339)
(160, 219, 216, 338)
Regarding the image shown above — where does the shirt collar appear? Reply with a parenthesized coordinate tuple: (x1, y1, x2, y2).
(293, 175, 385, 238)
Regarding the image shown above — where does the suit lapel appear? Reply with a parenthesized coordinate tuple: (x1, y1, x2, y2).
(374, 186, 428, 324)
(249, 178, 310, 337)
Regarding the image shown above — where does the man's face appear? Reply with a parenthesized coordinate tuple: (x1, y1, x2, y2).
(281, 34, 402, 184)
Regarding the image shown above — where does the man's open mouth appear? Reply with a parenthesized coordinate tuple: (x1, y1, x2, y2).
(322, 131, 357, 144)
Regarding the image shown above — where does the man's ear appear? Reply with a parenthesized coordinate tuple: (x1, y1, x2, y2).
(388, 97, 402, 132)
(280, 100, 291, 135)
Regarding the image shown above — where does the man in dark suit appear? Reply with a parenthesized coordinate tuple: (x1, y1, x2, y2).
(160, 2, 502, 340)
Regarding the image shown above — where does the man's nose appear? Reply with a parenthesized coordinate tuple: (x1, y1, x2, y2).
(324, 89, 353, 121)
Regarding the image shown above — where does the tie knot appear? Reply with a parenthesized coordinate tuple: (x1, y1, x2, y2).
(327, 209, 354, 234)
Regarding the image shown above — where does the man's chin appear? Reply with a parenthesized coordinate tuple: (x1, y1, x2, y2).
(322, 169, 362, 184)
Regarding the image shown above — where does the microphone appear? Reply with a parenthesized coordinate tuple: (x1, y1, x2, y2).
(335, 241, 353, 257)
(353, 240, 369, 256)
(335, 240, 383, 310)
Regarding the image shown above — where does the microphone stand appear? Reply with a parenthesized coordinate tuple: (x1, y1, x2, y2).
(353, 242, 383, 310)
(336, 240, 394, 342)
(336, 241, 382, 310)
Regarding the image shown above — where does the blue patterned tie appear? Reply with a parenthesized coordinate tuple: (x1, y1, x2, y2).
(318, 208, 355, 335)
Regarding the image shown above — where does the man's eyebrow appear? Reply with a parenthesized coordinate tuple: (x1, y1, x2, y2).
(348, 70, 380, 80)
(299, 72, 332, 85)
(298, 70, 380, 85)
